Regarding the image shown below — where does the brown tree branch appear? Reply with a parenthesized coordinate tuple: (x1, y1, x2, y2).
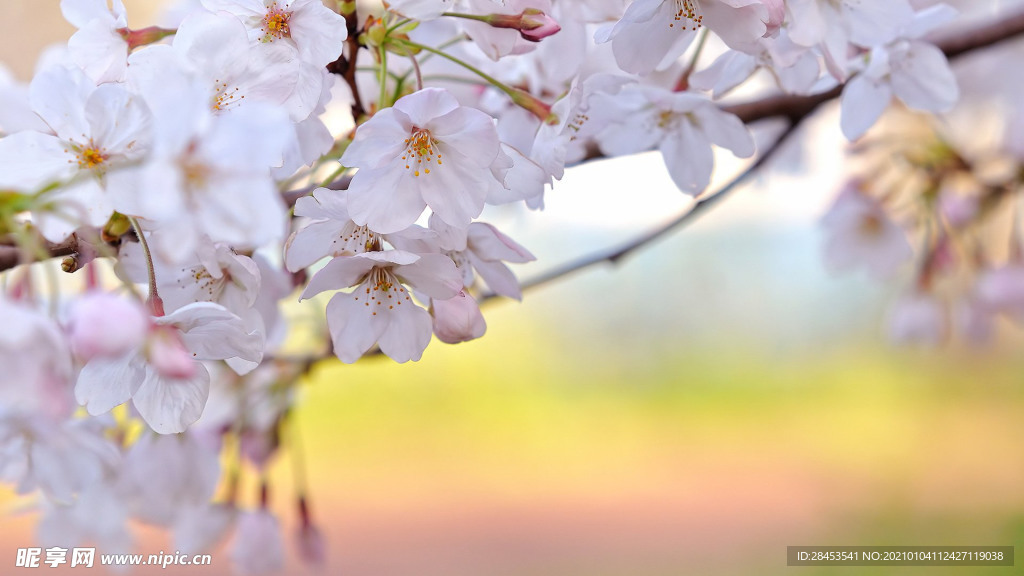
(0, 234, 78, 272)
(720, 4, 1024, 126)
(326, 6, 367, 121)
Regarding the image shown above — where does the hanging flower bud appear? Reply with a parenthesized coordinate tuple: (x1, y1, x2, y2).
(117, 26, 176, 50)
(484, 9, 561, 42)
(66, 292, 149, 360)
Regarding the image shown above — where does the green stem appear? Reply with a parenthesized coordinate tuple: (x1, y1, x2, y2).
(397, 35, 467, 84)
(378, 46, 389, 109)
(397, 39, 513, 98)
(441, 11, 490, 23)
(320, 164, 348, 188)
(387, 17, 412, 33)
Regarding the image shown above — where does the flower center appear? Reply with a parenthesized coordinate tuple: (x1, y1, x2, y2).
(212, 79, 244, 112)
(182, 157, 211, 190)
(567, 112, 590, 142)
(332, 222, 378, 255)
(261, 3, 292, 42)
(181, 265, 226, 301)
(670, 0, 703, 30)
(354, 267, 414, 316)
(656, 110, 679, 130)
(71, 141, 109, 171)
(402, 128, 443, 178)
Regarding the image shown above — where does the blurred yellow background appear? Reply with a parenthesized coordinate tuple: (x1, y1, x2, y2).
(3, 1, 1024, 575)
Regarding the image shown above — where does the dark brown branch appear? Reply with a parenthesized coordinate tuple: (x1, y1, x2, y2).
(326, 7, 366, 121)
(727, 4, 1024, 125)
(0, 234, 77, 272)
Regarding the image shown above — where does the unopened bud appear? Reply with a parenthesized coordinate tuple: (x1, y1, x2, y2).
(508, 88, 558, 124)
(102, 212, 132, 242)
(484, 9, 561, 42)
(518, 9, 561, 42)
(68, 292, 149, 360)
(118, 26, 176, 51)
(362, 16, 387, 47)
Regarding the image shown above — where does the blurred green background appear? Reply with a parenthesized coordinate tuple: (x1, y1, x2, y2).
(3, 1, 1024, 574)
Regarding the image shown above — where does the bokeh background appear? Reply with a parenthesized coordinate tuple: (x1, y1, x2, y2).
(3, 1, 1024, 575)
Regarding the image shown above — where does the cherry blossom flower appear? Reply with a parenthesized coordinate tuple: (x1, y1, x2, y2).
(38, 481, 133, 554)
(530, 73, 632, 185)
(231, 510, 285, 575)
(112, 56, 292, 261)
(301, 250, 463, 363)
(340, 88, 505, 233)
(390, 216, 534, 343)
(129, 12, 304, 120)
(119, 240, 270, 373)
(117, 431, 221, 525)
(839, 7, 960, 140)
(60, 0, 130, 83)
(690, 31, 821, 97)
(0, 65, 152, 241)
(820, 184, 913, 280)
(595, 0, 771, 75)
(0, 297, 74, 418)
(75, 302, 262, 434)
(1, 416, 119, 504)
(592, 86, 754, 194)
(202, 0, 347, 67)
(285, 187, 381, 271)
(787, 0, 915, 78)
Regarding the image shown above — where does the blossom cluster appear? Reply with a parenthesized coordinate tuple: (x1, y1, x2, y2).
(821, 100, 1024, 346)
(0, 0, 979, 571)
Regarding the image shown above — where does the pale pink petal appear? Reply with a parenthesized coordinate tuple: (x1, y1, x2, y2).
(132, 365, 211, 434)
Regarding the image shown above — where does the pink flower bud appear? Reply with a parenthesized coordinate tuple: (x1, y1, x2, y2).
(432, 291, 486, 344)
(508, 87, 557, 124)
(117, 26, 176, 51)
(67, 292, 149, 360)
(519, 9, 561, 42)
(485, 9, 561, 42)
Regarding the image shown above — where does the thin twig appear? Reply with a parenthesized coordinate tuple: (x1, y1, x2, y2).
(326, 6, 366, 120)
(480, 120, 803, 304)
